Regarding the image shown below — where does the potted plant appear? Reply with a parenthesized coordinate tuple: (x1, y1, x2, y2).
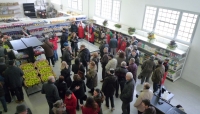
(103, 20, 108, 26)
(147, 31, 155, 43)
(128, 27, 136, 35)
(114, 24, 121, 29)
(167, 40, 177, 50)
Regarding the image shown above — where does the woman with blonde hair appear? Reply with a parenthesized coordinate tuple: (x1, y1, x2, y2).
(86, 61, 97, 94)
(91, 52, 99, 72)
(70, 74, 86, 110)
(60, 61, 72, 87)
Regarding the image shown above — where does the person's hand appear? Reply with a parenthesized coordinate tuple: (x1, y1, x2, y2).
(125, 66, 128, 68)
(80, 104, 83, 107)
(62, 48, 65, 51)
(75, 86, 80, 90)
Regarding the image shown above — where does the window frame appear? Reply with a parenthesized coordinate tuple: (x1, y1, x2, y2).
(67, 0, 83, 11)
(51, 0, 61, 5)
(94, 0, 121, 22)
(142, 5, 199, 44)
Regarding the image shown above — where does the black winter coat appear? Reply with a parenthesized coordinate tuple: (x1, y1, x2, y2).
(70, 36, 78, 49)
(115, 67, 128, 81)
(62, 50, 73, 65)
(70, 80, 86, 99)
(72, 64, 85, 74)
(100, 53, 109, 68)
(41, 82, 60, 102)
(61, 68, 72, 87)
(120, 79, 135, 103)
(54, 80, 68, 99)
(4, 66, 24, 89)
(99, 44, 109, 57)
(0, 64, 7, 76)
(78, 48, 90, 66)
(70, 24, 78, 33)
(60, 32, 68, 48)
(102, 74, 118, 97)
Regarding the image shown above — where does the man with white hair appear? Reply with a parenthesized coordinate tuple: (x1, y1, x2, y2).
(120, 72, 135, 114)
(42, 76, 60, 114)
(115, 61, 128, 98)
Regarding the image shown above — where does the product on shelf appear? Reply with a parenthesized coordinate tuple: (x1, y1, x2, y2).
(23, 70, 38, 79)
(20, 63, 35, 71)
(24, 77, 41, 87)
(34, 60, 49, 68)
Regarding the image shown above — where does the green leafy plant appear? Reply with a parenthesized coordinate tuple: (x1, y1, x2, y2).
(167, 40, 178, 50)
(114, 24, 121, 28)
(128, 27, 136, 35)
(103, 20, 108, 26)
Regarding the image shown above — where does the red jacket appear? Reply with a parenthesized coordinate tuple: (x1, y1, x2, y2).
(49, 37, 58, 50)
(81, 103, 100, 114)
(64, 93, 77, 114)
(117, 37, 122, 51)
(119, 41, 127, 51)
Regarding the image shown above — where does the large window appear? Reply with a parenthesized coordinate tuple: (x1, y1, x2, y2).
(67, 0, 82, 11)
(95, 0, 121, 22)
(143, 6, 199, 43)
(51, 0, 61, 5)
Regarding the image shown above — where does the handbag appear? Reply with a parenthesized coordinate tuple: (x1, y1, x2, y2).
(78, 65, 85, 80)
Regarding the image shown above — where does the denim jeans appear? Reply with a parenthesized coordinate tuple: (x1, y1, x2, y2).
(0, 96, 7, 111)
(53, 50, 58, 61)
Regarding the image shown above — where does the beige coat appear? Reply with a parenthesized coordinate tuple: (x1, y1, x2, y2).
(134, 89, 153, 112)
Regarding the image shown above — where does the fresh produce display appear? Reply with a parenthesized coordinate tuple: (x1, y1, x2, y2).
(23, 70, 38, 79)
(24, 77, 41, 87)
(38, 66, 52, 74)
(40, 72, 55, 82)
(35, 60, 49, 68)
(20, 63, 35, 70)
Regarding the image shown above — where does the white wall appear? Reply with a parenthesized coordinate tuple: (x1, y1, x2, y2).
(87, 0, 200, 86)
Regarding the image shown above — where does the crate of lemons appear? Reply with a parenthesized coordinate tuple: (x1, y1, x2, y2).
(38, 66, 56, 82)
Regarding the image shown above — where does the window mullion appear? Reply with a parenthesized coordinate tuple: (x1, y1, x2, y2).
(174, 12, 182, 40)
(111, 0, 114, 20)
(153, 8, 159, 32)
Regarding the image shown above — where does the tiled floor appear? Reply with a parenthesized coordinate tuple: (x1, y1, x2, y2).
(4, 42, 199, 114)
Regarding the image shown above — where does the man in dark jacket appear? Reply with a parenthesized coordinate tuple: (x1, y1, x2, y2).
(128, 50, 139, 66)
(60, 28, 68, 56)
(151, 60, 165, 93)
(127, 58, 138, 82)
(42, 76, 60, 114)
(115, 61, 128, 98)
(62, 44, 74, 71)
(140, 55, 156, 84)
(100, 47, 109, 82)
(99, 40, 109, 58)
(78, 44, 90, 71)
(70, 21, 78, 34)
(120, 72, 135, 114)
(142, 99, 156, 114)
(4, 60, 24, 103)
(109, 35, 118, 56)
(102, 68, 118, 111)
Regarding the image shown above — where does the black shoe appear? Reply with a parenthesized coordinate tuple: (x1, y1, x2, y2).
(4, 109, 7, 112)
(115, 94, 118, 98)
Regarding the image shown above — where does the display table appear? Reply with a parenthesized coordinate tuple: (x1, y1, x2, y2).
(21, 37, 43, 47)
(10, 40, 27, 50)
(78, 39, 99, 53)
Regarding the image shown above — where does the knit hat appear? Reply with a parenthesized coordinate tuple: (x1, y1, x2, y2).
(16, 104, 27, 113)
(63, 42, 69, 47)
(65, 90, 72, 96)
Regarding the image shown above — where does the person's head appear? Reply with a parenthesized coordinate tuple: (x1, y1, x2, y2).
(48, 76, 55, 83)
(119, 51, 125, 58)
(121, 61, 127, 67)
(63, 42, 69, 48)
(113, 35, 116, 39)
(164, 58, 169, 63)
(62, 28, 66, 32)
(58, 76, 65, 82)
(66, 46, 71, 51)
(0, 57, 5, 63)
(103, 47, 108, 53)
(89, 61, 96, 69)
(103, 39, 107, 44)
(72, 21, 75, 25)
(158, 59, 163, 65)
(8, 60, 15, 66)
(129, 58, 135, 64)
(92, 52, 98, 58)
(75, 58, 80, 65)
(132, 36, 136, 40)
(73, 74, 81, 81)
(109, 68, 115, 74)
(23, 27, 26, 30)
(89, 23, 93, 27)
(16, 104, 28, 114)
(131, 50, 136, 56)
(85, 96, 97, 110)
(126, 42, 130, 47)
(108, 54, 113, 60)
(72, 32, 76, 37)
(80, 44, 86, 50)
(117, 33, 121, 37)
(150, 55, 155, 60)
(126, 72, 133, 81)
(133, 45, 138, 50)
(143, 83, 150, 90)
(65, 90, 72, 99)
(142, 99, 151, 109)
(2, 33, 8, 38)
(61, 61, 68, 70)
(93, 88, 100, 97)
(53, 99, 64, 108)
(44, 38, 49, 42)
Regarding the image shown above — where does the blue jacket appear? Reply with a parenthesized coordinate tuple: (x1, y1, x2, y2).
(109, 38, 118, 48)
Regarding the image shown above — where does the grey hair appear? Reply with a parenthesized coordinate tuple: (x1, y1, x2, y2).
(103, 47, 108, 52)
(121, 61, 127, 67)
(129, 58, 135, 63)
(48, 76, 55, 83)
(126, 72, 133, 79)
